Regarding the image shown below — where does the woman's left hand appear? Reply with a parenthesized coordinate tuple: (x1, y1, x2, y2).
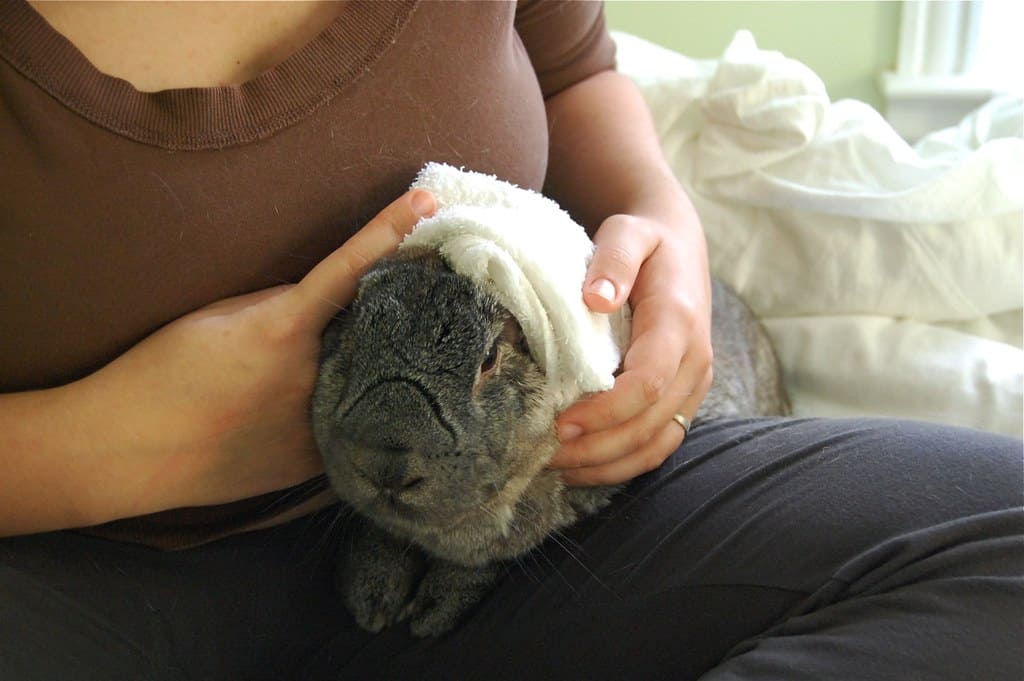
(548, 211, 713, 486)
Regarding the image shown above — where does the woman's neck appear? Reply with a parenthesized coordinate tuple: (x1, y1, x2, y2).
(29, 1, 347, 91)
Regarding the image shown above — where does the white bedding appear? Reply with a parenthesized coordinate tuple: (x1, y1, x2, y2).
(613, 31, 1024, 437)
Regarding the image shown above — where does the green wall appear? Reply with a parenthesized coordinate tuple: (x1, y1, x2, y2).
(604, 0, 900, 110)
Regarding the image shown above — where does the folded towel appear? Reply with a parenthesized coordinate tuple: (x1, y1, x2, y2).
(402, 162, 630, 410)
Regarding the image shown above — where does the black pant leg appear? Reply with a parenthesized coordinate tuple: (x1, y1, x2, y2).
(0, 512, 347, 681)
(3, 419, 1020, 681)
(301, 418, 1022, 681)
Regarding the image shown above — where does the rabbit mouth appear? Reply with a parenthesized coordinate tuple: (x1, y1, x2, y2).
(371, 481, 516, 532)
(344, 464, 498, 526)
(343, 464, 428, 521)
(382, 490, 506, 527)
(375, 494, 422, 522)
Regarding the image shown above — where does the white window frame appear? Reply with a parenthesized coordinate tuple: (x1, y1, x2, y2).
(882, 0, 1022, 142)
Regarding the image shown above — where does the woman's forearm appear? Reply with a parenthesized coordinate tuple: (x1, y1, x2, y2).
(0, 189, 433, 538)
(0, 382, 128, 535)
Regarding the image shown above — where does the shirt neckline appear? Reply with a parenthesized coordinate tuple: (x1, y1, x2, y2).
(0, 0, 418, 150)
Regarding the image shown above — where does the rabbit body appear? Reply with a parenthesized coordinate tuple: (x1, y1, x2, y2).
(313, 249, 789, 636)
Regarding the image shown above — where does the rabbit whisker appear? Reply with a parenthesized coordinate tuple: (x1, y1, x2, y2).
(542, 530, 613, 596)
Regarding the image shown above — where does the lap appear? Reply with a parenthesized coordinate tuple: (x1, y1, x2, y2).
(0, 511, 346, 681)
(310, 418, 1021, 680)
(2, 418, 1021, 681)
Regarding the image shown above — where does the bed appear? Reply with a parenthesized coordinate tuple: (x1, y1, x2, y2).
(613, 31, 1024, 438)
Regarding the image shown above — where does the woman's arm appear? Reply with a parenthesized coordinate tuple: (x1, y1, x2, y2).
(544, 70, 713, 486)
(0, 190, 435, 537)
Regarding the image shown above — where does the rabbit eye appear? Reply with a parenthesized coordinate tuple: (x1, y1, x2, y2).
(480, 341, 499, 373)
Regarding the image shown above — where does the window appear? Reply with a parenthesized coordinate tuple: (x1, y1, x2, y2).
(882, 0, 1023, 141)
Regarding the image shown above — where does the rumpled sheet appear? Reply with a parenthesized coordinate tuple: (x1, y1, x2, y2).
(613, 30, 1024, 437)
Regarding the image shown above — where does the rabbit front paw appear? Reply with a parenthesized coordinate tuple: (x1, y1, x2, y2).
(345, 565, 420, 634)
(338, 523, 426, 634)
(403, 560, 502, 637)
(565, 484, 619, 516)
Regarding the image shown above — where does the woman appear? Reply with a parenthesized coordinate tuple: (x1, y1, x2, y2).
(1, 2, 1019, 680)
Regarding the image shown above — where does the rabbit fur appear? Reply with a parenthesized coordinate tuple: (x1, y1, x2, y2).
(312, 248, 790, 637)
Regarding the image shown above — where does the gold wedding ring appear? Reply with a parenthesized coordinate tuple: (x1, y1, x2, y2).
(672, 413, 691, 435)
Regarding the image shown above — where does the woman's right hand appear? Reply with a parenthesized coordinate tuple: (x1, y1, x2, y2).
(0, 190, 436, 536)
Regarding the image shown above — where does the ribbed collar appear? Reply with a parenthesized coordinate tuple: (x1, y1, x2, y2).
(0, 0, 418, 150)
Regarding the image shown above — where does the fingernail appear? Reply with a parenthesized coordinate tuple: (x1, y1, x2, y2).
(410, 190, 436, 218)
(558, 423, 583, 442)
(586, 278, 616, 303)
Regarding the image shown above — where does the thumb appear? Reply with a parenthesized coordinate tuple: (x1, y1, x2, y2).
(287, 189, 436, 329)
(583, 214, 655, 313)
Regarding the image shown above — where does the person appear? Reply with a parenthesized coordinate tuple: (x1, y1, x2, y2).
(0, 2, 1019, 680)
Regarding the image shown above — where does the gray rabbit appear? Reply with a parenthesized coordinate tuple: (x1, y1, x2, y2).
(312, 248, 790, 637)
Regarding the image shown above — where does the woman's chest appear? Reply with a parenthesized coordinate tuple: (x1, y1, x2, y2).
(1, 2, 550, 391)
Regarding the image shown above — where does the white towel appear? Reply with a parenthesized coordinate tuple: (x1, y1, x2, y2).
(402, 162, 630, 410)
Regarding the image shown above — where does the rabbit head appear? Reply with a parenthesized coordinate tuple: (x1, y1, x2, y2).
(312, 250, 562, 558)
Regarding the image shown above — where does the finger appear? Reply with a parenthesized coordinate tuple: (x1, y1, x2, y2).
(556, 293, 689, 437)
(554, 366, 670, 446)
(287, 189, 436, 328)
(194, 284, 295, 318)
(559, 418, 686, 487)
(582, 214, 658, 313)
(561, 367, 710, 486)
(549, 361, 706, 470)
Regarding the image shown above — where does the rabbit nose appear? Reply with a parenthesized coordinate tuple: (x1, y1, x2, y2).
(349, 448, 413, 489)
(376, 448, 420, 491)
